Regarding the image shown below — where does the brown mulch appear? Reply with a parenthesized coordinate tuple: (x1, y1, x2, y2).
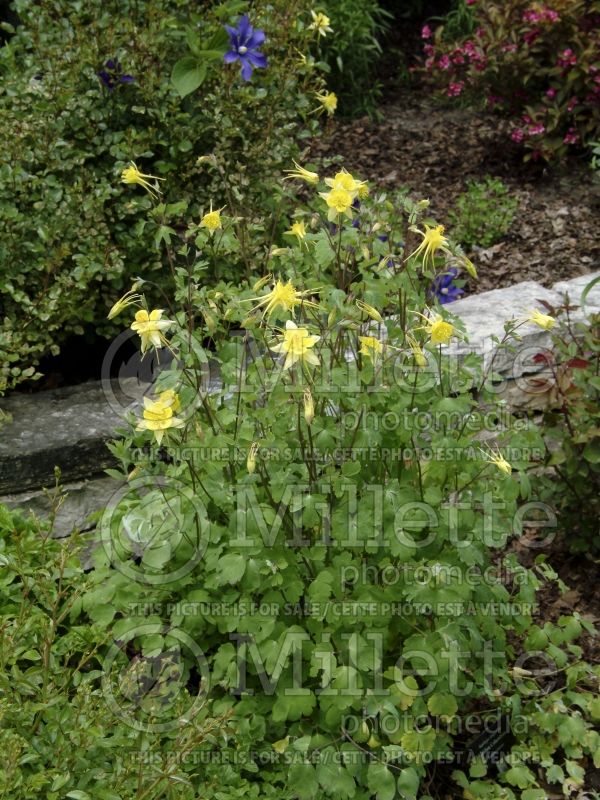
(507, 530, 600, 666)
(309, 90, 600, 293)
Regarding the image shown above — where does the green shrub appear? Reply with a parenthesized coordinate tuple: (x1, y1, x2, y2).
(314, 0, 391, 118)
(0, 0, 325, 393)
(0, 497, 233, 799)
(78, 165, 599, 798)
(448, 176, 518, 249)
(421, 0, 600, 163)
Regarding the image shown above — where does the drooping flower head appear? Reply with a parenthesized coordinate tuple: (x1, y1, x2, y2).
(271, 320, 320, 370)
(136, 393, 184, 445)
(107, 282, 144, 320)
(121, 162, 165, 199)
(284, 160, 319, 185)
(315, 90, 337, 115)
(200, 202, 225, 232)
(308, 10, 333, 37)
(130, 309, 174, 354)
(407, 224, 449, 270)
(98, 59, 134, 90)
(247, 279, 319, 319)
(480, 446, 512, 475)
(429, 267, 465, 305)
(224, 15, 268, 81)
(528, 308, 555, 330)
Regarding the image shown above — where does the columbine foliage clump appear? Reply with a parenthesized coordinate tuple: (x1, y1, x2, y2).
(531, 295, 600, 553)
(421, 0, 600, 162)
(448, 176, 519, 249)
(82, 163, 599, 799)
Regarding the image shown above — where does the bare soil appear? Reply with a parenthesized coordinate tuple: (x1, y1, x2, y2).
(310, 90, 600, 294)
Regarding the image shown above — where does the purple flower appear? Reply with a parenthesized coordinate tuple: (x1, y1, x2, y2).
(224, 15, 267, 81)
(98, 59, 134, 90)
(430, 268, 465, 304)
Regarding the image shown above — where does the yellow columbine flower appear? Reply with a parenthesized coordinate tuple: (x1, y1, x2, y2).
(121, 162, 165, 199)
(480, 446, 512, 475)
(284, 220, 307, 244)
(136, 396, 184, 445)
(156, 388, 180, 413)
(415, 311, 454, 345)
(247, 279, 319, 318)
(200, 202, 225, 232)
(358, 336, 383, 360)
(130, 309, 174, 353)
(315, 91, 337, 116)
(324, 169, 359, 195)
(528, 309, 555, 330)
(284, 160, 319, 184)
(107, 284, 144, 320)
(303, 388, 315, 425)
(320, 187, 353, 221)
(357, 182, 369, 200)
(308, 10, 333, 36)
(271, 320, 320, 370)
(407, 334, 428, 367)
(356, 300, 383, 323)
(407, 225, 449, 270)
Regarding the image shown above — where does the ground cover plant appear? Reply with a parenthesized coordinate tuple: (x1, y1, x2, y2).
(66, 160, 599, 798)
(0, 498, 233, 799)
(448, 177, 519, 250)
(421, 0, 600, 163)
(0, 0, 330, 393)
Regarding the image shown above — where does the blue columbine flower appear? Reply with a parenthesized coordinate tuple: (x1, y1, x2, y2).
(98, 59, 134, 90)
(430, 267, 465, 304)
(224, 15, 267, 81)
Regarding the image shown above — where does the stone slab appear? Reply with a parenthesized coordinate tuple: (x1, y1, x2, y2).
(0, 380, 145, 494)
(2, 476, 123, 537)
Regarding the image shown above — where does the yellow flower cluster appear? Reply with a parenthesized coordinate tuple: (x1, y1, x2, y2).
(319, 169, 368, 221)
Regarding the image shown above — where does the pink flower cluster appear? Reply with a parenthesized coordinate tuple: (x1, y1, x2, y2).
(557, 48, 577, 68)
(522, 7, 560, 24)
(447, 81, 465, 97)
(421, 25, 432, 40)
(523, 29, 540, 46)
(563, 128, 578, 145)
(528, 122, 545, 136)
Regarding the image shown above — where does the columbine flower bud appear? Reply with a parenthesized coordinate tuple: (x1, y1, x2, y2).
(356, 300, 383, 323)
(247, 442, 259, 474)
(303, 389, 314, 425)
(253, 274, 272, 292)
